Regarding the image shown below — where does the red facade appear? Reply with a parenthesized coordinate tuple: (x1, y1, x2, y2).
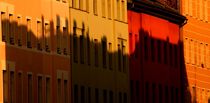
(128, 10, 183, 103)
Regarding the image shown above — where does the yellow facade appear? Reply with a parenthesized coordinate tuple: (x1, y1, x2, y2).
(181, 0, 210, 102)
(69, 0, 129, 102)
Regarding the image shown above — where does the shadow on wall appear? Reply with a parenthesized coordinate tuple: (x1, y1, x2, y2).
(129, 28, 192, 103)
(1, 15, 129, 103)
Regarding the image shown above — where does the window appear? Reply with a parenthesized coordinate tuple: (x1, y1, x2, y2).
(10, 71, 15, 103)
(109, 91, 113, 103)
(123, 93, 127, 103)
(152, 83, 156, 103)
(80, 35, 84, 64)
(88, 87, 91, 103)
(119, 92, 122, 103)
(17, 72, 23, 103)
(102, 0, 105, 17)
(81, 86, 85, 103)
(175, 88, 179, 103)
(95, 88, 99, 103)
(1, 12, 6, 42)
(37, 21, 42, 50)
(121, 0, 125, 21)
(87, 35, 91, 65)
(63, 28, 68, 55)
(171, 87, 174, 103)
(122, 45, 126, 72)
(145, 82, 149, 103)
(57, 79, 61, 103)
(134, 35, 138, 59)
(103, 89, 107, 103)
(157, 40, 161, 63)
(72, 0, 76, 8)
(3, 71, 8, 103)
(118, 44, 121, 71)
(9, 14, 14, 45)
(17, 16, 22, 46)
(108, 43, 112, 70)
(93, 0, 98, 15)
(79, 0, 83, 10)
(94, 39, 99, 67)
(164, 41, 168, 64)
(174, 45, 178, 67)
(169, 44, 173, 66)
(46, 77, 51, 103)
(107, 0, 111, 18)
(44, 23, 50, 52)
(165, 86, 169, 103)
(56, 26, 61, 54)
(64, 80, 68, 103)
(144, 36, 148, 60)
(74, 85, 78, 103)
(28, 74, 33, 103)
(38, 76, 42, 103)
(86, 0, 89, 12)
(26, 19, 32, 48)
(192, 87, 196, 102)
(130, 80, 133, 98)
(73, 26, 78, 62)
(116, 0, 120, 20)
(136, 81, 140, 102)
(102, 40, 107, 68)
(159, 84, 162, 103)
(151, 38, 155, 62)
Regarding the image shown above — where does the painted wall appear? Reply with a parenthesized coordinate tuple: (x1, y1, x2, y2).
(128, 10, 182, 103)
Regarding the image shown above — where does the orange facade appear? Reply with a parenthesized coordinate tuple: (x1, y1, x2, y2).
(0, 0, 70, 103)
(181, 0, 210, 102)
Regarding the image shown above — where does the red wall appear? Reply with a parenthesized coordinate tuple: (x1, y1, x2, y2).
(128, 10, 182, 103)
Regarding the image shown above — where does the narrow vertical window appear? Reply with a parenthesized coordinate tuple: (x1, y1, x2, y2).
(86, 0, 89, 12)
(169, 44, 173, 66)
(109, 91, 113, 103)
(118, 44, 121, 71)
(108, 43, 112, 70)
(159, 84, 162, 103)
(38, 76, 42, 103)
(157, 40, 161, 63)
(121, 0, 125, 21)
(151, 38, 155, 62)
(57, 26, 61, 54)
(44, 23, 50, 52)
(130, 80, 133, 101)
(122, 45, 126, 72)
(95, 88, 99, 103)
(17, 16, 22, 46)
(63, 27, 68, 55)
(79, 0, 83, 10)
(26, 19, 32, 48)
(145, 82, 149, 103)
(165, 86, 169, 103)
(135, 35, 138, 59)
(57, 79, 61, 103)
(73, 26, 78, 62)
(144, 36, 148, 60)
(102, 0, 105, 17)
(174, 45, 178, 67)
(171, 87, 174, 103)
(28, 74, 33, 103)
(93, 0, 98, 15)
(74, 85, 78, 103)
(175, 88, 179, 103)
(107, 0, 111, 18)
(87, 35, 91, 65)
(123, 93, 127, 103)
(103, 89, 107, 103)
(88, 87, 91, 103)
(136, 81, 140, 103)
(46, 77, 51, 103)
(94, 39, 99, 67)
(72, 0, 75, 8)
(37, 21, 42, 50)
(164, 41, 168, 64)
(9, 14, 14, 45)
(116, 0, 120, 20)
(152, 83, 156, 103)
(80, 34, 84, 64)
(1, 12, 6, 42)
(81, 86, 85, 103)
(102, 40, 107, 68)
(3, 71, 8, 103)
(119, 92, 122, 103)
(10, 71, 15, 103)
(64, 80, 68, 103)
(17, 72, 23, 103)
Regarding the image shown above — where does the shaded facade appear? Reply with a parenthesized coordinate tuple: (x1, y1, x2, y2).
(128, 0, 186, 103)
(0, 0, 71, 103)
(181, 0, 210, 102)
(69, 0, 129, 103)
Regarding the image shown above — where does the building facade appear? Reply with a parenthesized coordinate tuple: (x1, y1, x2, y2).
(69, 0, 129, 103)
(0, 0, 71, 103)
(128, 0, 186, 103)
(181, 0, 210, 102)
